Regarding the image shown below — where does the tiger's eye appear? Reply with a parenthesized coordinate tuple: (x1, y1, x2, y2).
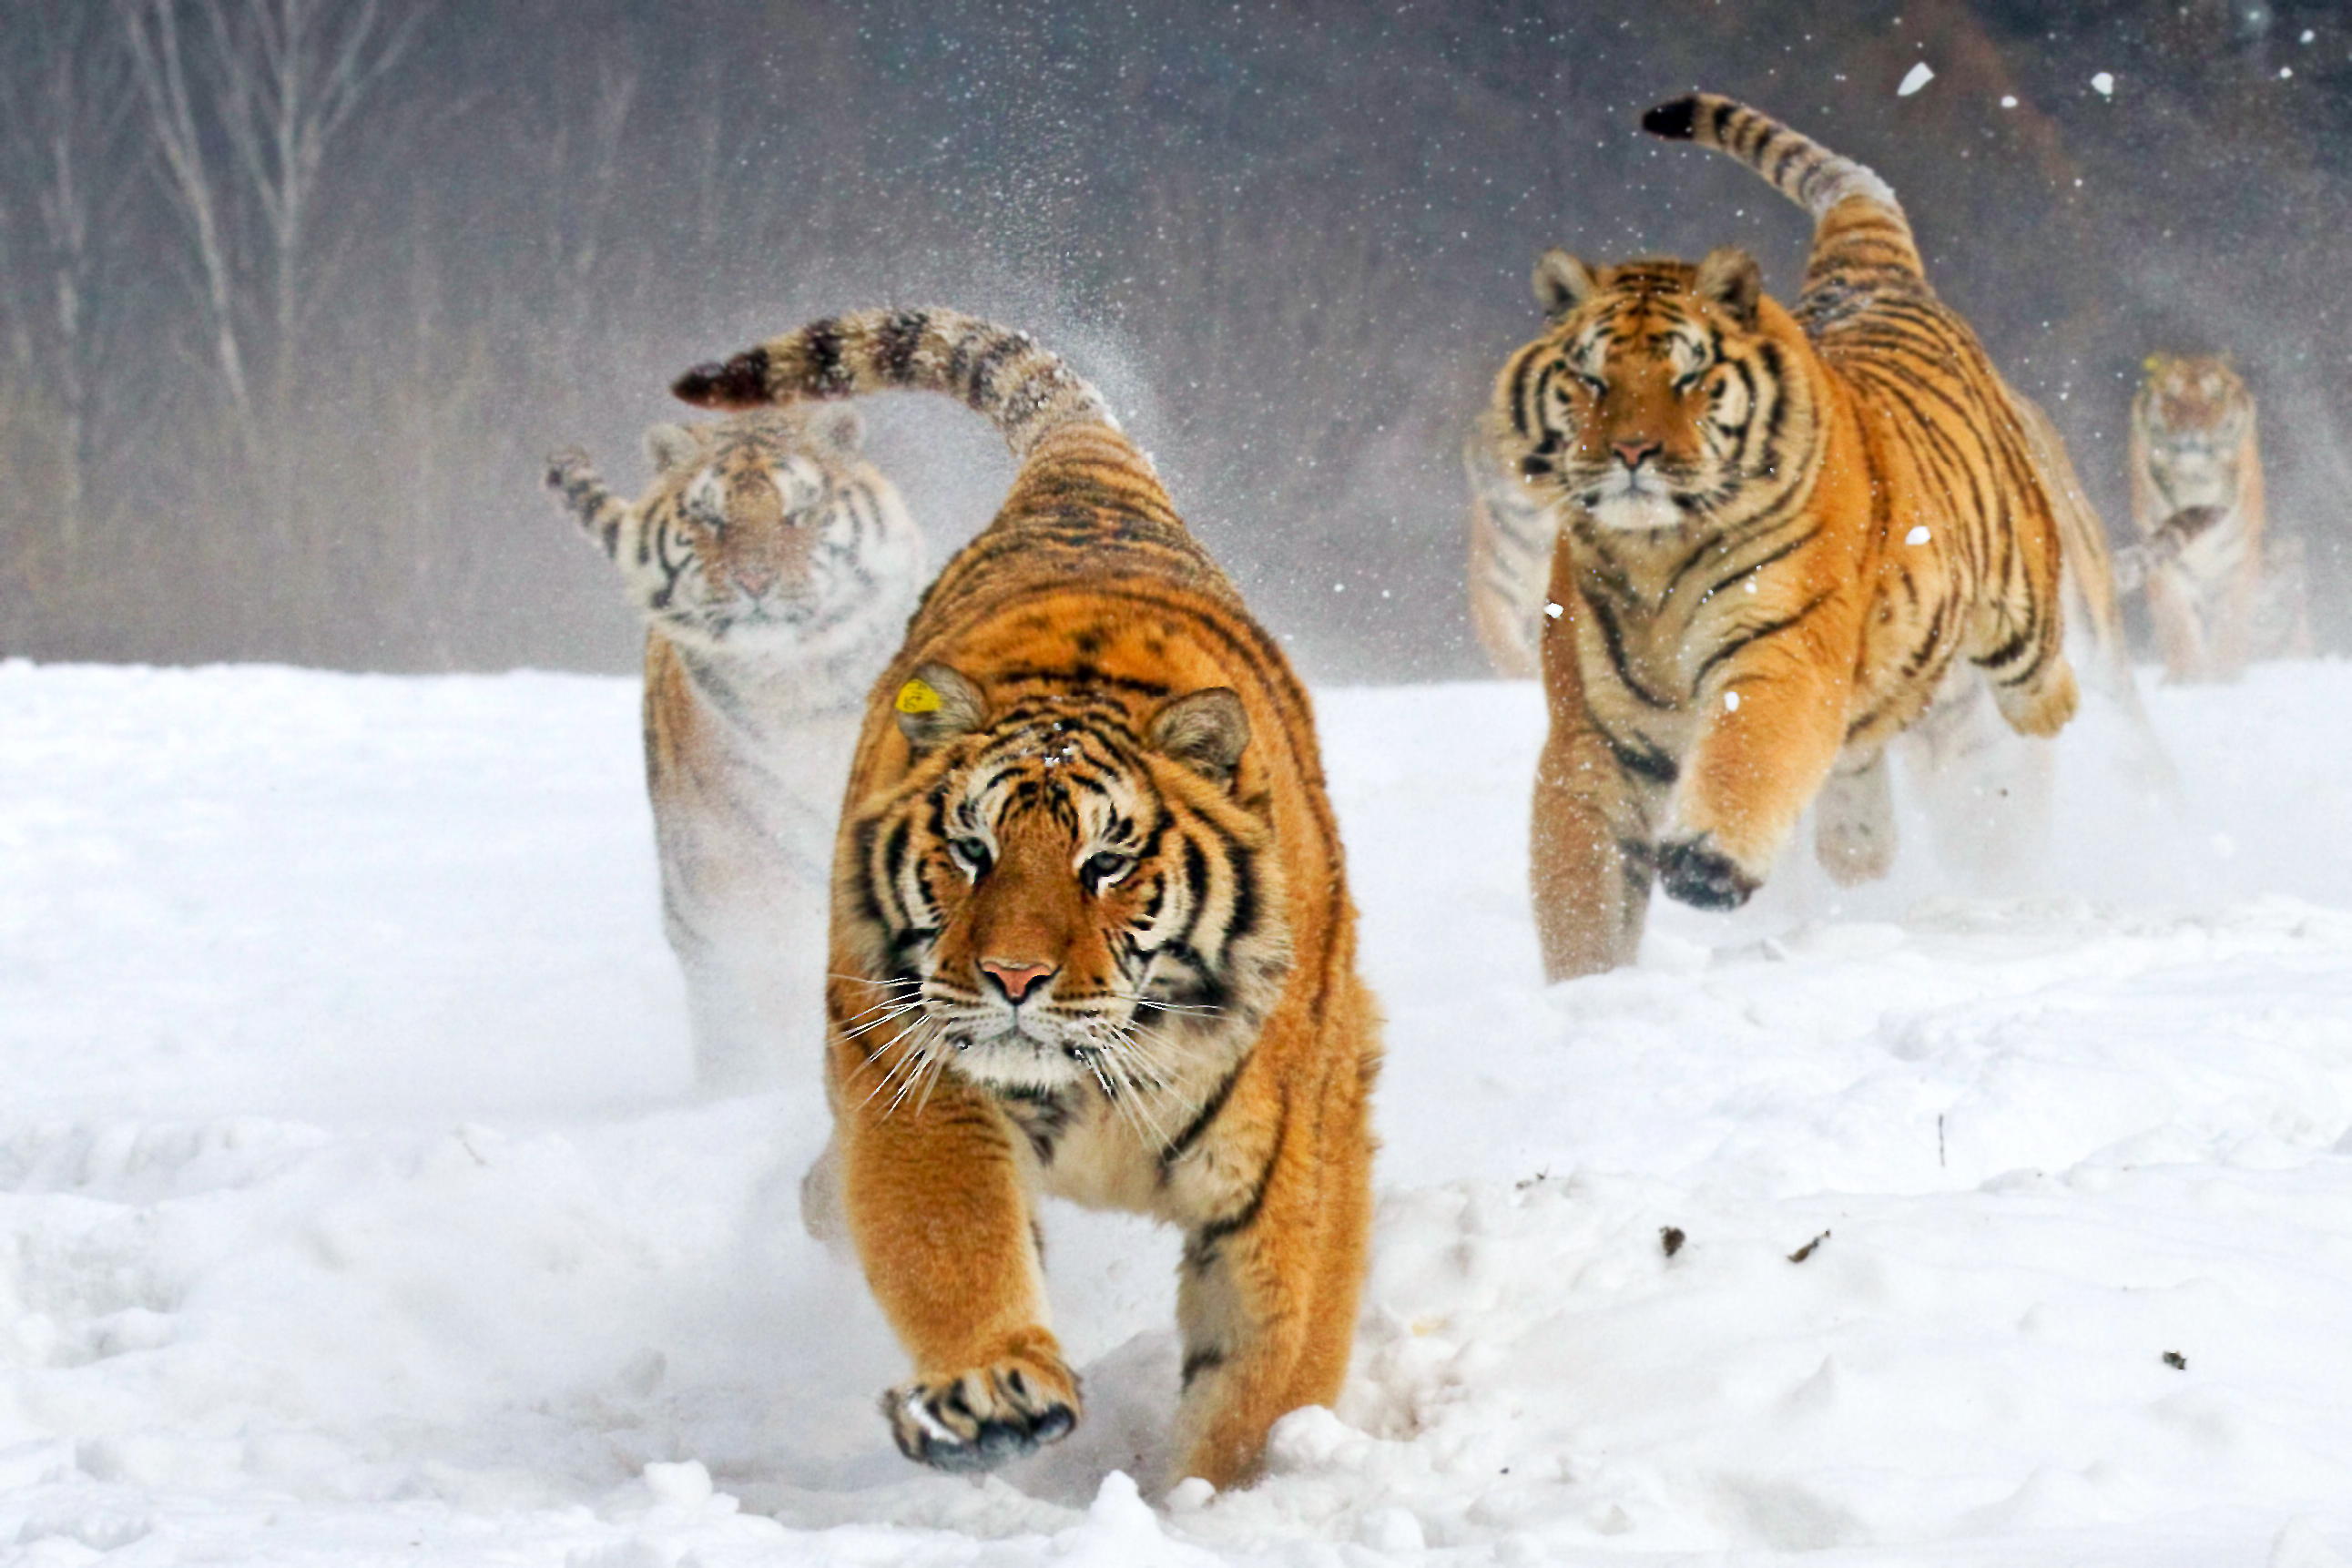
(951, 837, 993, 877)
(1082, 851, 1135, 890)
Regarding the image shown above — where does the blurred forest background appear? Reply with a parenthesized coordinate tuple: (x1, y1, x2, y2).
(2, 0, 2347, 680)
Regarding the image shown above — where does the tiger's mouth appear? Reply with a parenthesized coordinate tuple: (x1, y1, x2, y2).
(936, 1003, 1145, 1095)
(1580, 467, 1696, 532)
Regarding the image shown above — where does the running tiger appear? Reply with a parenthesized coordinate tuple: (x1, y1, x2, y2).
(545, 408, 925, 1089)
(1492, 92, 2104, 980)
(672, 309, 1380, 1490)
(1470, 380, 2215, 888)
(2131, 352, 2310, 679)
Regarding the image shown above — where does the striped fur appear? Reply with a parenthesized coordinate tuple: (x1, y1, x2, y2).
(1462, 412, 1557, 678)
(674, 308, 1380, 1491)
(2131, 354, 2309, 678)
(544, 408, 925, 1089)
(1494, 93, 2102, 978)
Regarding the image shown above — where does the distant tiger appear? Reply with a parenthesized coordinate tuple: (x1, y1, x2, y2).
(545, 407, 925, 1089)
(1493, 92, 2123, 979)
(1462, 412, 1554, 679)
(2131, 353, 2311, 679)
(672, 309, 1380, 1490)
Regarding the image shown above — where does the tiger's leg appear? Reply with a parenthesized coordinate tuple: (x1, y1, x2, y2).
(2145, 566, 2209, 682)
(1531, 724, 1655, 979)
(1531, 578, 1656, 979)
(834, 1028, 1079, 1472)
(1813, 748, 1896, 887)
(1659, 642, 1855, 910)
(1170, 1037, 1374, 1491)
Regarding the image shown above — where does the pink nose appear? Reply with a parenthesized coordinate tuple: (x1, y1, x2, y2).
(980, 960, 1056, 1003)
(732, 563, 778, 595)
(1612, 438, 1661, 470)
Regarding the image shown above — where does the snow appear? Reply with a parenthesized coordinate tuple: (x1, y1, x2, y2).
(2092, 72, 2118, 97)
(3, 656, 2351, 1563)
(1898, 62, 1935, 97)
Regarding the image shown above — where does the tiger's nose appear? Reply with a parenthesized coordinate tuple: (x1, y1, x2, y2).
(732, 562, 779, 595)
(1612, 438, 1661, 470)
(980, 960, 1056, 1003)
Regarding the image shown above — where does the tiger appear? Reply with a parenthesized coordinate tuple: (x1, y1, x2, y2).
(2131, 352, 2310, 679)
(670, 308, 1381, 1491)
(1490, 92, 2106, 980)
(1462, 411, 1555, 679)
(544, 407, 926, 1090)
(1470, 372, 2207, 888)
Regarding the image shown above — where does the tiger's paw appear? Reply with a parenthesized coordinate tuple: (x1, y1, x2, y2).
(1658, 835, 1760, 910)
(883, 1353, 1080, 1473)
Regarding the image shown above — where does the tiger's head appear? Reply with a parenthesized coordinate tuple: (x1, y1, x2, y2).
(627, 407, 904, 652)
(1494, 248, 1808, 535)
(843, 667, 1292, 1103)
(2134, 354, 2251, 509)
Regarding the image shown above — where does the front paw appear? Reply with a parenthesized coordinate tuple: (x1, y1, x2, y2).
(1657, 835, 1759, 910)
(883, 1352, 1080, 1473)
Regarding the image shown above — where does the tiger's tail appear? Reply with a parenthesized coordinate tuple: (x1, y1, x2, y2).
(1642, 93, 1922, 284)
(671, 308, 1119, 465)
(545, 447, 628, 561)
(2112, 505, 2226, 596)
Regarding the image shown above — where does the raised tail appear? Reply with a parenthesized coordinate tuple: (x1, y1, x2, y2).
(545, 447, 628, 561)
(1643, 93, 1921, 288)
(1643, 93, 1899, 219)
(672, 308, 1117, 464)
(2113, 505, 2225, 596)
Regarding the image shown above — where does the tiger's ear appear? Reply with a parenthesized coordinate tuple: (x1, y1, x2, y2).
(1532, 249, 1599, 321)
(1695, 248, 1763, 330)
(894, 662, 988, 753)
(644, 423, 703, 473)
(1149, 687, 1250, 788)
(809, 404, 865, 456)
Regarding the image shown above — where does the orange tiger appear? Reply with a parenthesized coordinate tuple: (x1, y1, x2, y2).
(2131, 352, 2310, 678)
(1492, 93, 2100, 979)
(672, 309, 1380, 1490)
(545, 408, 925, 1089)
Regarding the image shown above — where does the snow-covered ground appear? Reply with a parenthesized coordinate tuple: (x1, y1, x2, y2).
(2, 656, 2350, 1565)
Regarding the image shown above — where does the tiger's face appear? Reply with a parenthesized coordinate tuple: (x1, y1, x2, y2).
(629, 408, 898, 650)
(1496, 248, 1791, 535)
(847, 667, 1291, 1103)
(2136, 355, 2251, 508)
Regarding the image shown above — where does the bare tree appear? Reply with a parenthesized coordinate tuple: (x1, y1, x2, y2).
(120, 0, 256, 445)
(120, 0, 418, 655)
(0, 4, 142, 546)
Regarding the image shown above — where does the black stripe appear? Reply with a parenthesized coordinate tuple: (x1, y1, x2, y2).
(1185, 1111, 1287, 1272)
(1691, 589, 1837, 690)
(966, 333, 1024, 412)
(1584, 591, 1674, 710)
(877, 311, 925, 383)
(1158, 1064, 1242, 1173)
(1594, 720, 1676, 786)
(802, 318, 850, 394)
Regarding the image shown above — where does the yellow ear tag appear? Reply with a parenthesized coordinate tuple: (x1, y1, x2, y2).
(895, 677, 943, 715)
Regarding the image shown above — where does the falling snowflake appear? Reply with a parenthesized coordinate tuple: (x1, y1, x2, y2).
(2000, 95, 2020, 108)
(1725, 690, 1742, 712)
(1543, 602, 1564, 619)
(1898, 63, 1935, 97)
(2092, 72, 2115, 97)
(1907, 525, 1931, 545)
